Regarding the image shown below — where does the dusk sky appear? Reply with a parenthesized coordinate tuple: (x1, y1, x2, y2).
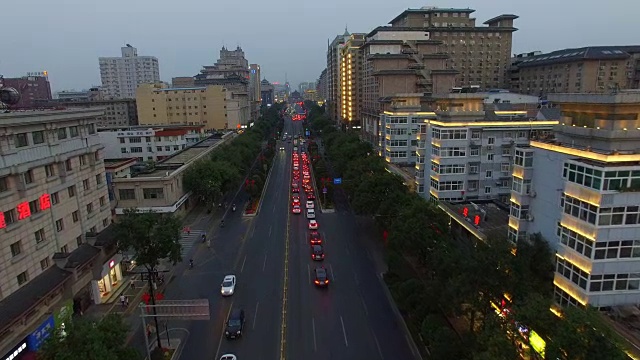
(0, 0, 637, 93)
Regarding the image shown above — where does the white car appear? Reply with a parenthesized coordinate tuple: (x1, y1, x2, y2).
(221, 275, 236, 296)
(306, 201, 314, 209)
(308, 220, 318, 230)
(306, 209, 315, 219)
(220, 355, 237, 360)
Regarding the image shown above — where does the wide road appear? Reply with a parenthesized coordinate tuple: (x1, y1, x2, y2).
(286, 118, 419, 360)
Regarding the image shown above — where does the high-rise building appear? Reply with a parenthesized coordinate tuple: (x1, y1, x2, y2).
(0, 72, 52, 109)
(98, 44, 160, 99)
(509, 46, 640, 95)
(508, 91, 640, 308)
(194, 46, 251, 127)
(339, 33, 366, 128)
(327, 29, 352, 122)
(317, 68, 328, 102)
(249, 64, 262, 120)
(387, 7, 518, 90)
(136, 83, 228, 130)
(0, 108, 116, 358)
(298, 82, 317, 93)
(261, 79, 275, 106)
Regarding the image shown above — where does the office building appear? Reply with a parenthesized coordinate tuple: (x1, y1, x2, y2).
(304, 89, 318, 102)
(0, 109, 117, 358)
(249, 64, 262, 120)
(37, 96, 138, 127)
(361, 27, 458, 148)
(261, 79, 275, 106)
(136, 83, 228, 131)
(0, 72, 52, 109)
(326, 29, 352, 122)
(55, 88, 102, 102)
(509, 45, 640, 95)
(339, 33, 366, 128)
(508, 91, 640, 308)
(317, 68, 328, 101)
(194, 46, 251, 127)
(273, 82, 288, 103)
(299, 81, 317, 93)
(98, 125, 206, 162)
(387, 7, 517, 90)
(113, 133, 235, 217)
(171, 77, 195, 88)
(98, 44, 160, 99)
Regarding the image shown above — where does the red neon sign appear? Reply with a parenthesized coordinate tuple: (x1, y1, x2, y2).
(462, 207, 469, 217)
(0, 212, 5, 229)
(17, 202, 31, 220)
(474, 215, 481, 226)
(39, 193, 51, 210)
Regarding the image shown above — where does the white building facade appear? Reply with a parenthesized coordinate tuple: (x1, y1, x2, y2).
(99, 45, 160, 100)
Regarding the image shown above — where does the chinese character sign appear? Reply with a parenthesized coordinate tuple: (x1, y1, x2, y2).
(27, 315, 55, 351)
(16, 201, 31, 220)
(39, 193, 51, 210)
(0, 212, 5, 229)
(474, 215, 481, 226)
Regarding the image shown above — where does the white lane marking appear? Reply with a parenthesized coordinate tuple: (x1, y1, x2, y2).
(214, 301, 234, 360)
(373, 332, 384, 359)
(340, 316, 349, 347)
(250, 226, 256, 238)
(330, 264, 336, 281)
(307, 263, 311, 284)
(253, 302, 259, 330)
(361, 296, 369, 316)
(312, 317, 318, 352)
(240, 255, 247, 273)
(269, 225, 272, 237)
(262, 254, 267, 272)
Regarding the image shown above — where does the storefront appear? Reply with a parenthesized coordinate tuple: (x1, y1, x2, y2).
(91, 253, 123, 304)
(1, 337, 28, 360)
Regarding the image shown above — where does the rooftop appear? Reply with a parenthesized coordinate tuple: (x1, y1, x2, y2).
(0, 108, 104, 125)
(439, 200, 510, 243)
(153, 86, 207, 92)
(514, 46, 640, 68)
(390, 7, 476, 24)
(548, 91, 640, 104)
(98, 124, 205, 132)
(104, 158, 137, 170)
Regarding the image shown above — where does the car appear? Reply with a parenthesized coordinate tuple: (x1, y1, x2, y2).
(306, 200, 314, 209)
(293, 146, 298, 152)
(221, 275, 236, 296)
(306, 209, 316, 219)
(314, 267, 329, 287)
(307, 193, 316, 200)
(292, 187, 300, 193)
(292, 198, 301, 206)
(292, 194, 300, 201)
(293, 166, 299, 171)
(309, 232, 322, 245)
(279, 146, 285, 151)
(311, 245, 325, 261)
(225, 309, 245, 339)
(308, 219, 318, 230)
(220, 355, 237, 360)
(292, 205, 301, 214)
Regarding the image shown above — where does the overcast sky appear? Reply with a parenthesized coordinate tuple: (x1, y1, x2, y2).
(0, 0, 637, 93)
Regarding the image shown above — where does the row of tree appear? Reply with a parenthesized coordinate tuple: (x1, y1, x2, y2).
(305, 103, 628, 360)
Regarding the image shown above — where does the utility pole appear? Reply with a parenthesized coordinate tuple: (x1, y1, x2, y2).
(146, 266, 163, 350)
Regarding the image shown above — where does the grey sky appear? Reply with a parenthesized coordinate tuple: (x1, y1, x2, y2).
(0, 0, 637, 93)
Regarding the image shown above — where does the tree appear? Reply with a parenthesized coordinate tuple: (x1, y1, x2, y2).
(38, 314, 141, 360)
(114, 209, 182, 349)
(183, 160, 223, 209)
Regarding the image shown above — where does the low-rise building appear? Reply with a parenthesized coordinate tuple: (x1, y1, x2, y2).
(98, 125, 206, 162)
(136, 84, 228, 131)
(0, 109, 119, 358)
(0, 73, 52, 109)
(112, 133, 235, 217)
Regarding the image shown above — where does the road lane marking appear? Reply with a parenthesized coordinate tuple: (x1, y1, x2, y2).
(361, 296, 369, 316)
(373, 332, 384, 359)
(340, 315, 349, 347)
(240, 255, 247, 273)
(269, 225, 272, 237)
(279, 164, 292, 360)
(250, 225, 256, 238)
(214, 301, 234, 360)
(330, 264, 336, 281)
(312, 317, 317, 352)
(263, 254, 268, 272)
(253, 302, 259, 330)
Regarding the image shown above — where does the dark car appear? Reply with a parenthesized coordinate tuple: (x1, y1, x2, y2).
(311, 245, 325, 261)
(307, 192, 316, 200)
(225, 309, 245, 339)
(314, 267, 329, 287)
(309, 232, 322, 245)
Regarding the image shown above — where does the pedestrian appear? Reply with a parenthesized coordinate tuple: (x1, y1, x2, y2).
(120, 294, 126, 308)
(125, 296, 129, 307)
(187, 227, 191, 235)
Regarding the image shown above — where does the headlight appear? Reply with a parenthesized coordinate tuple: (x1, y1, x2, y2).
(225, 331, 229, 335)
(237, 331, 241, 334)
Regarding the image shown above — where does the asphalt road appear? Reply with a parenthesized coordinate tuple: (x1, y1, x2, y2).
(285, 119, 418, 360)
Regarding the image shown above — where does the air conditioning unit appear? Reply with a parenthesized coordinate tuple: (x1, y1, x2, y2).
(529, 190, 537, 198)
(527, 214, 534, 222)
(487, 145, 493, 150)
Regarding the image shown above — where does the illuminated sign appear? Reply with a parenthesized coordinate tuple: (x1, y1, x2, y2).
(461, 206, 482, 226)
(27, 315, 54, 352)
(109, 260, 116, 269)
(529, 330, 546, 356)
(2, 341, 27, 360)
(27, 71, 48, 77)
(0, 193, 52, 229)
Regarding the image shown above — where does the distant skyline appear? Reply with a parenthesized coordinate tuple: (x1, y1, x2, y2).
(1, 0, 638, 93)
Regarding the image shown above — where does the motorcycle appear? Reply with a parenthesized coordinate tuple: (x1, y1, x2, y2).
(232, 205, 236, 212)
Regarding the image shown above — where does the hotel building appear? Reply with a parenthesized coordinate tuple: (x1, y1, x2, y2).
(339, 33, 366, 128)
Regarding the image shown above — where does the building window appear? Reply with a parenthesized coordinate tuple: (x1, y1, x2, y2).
(130, 147, 143, 153)
(87, 124, 96, 134)
(76, 236, 83, 246)
(28, 199, 41, 215)
(103, 218, 110, 227)
(99, 196, 106, 207)
(119, 189, 136, 200)
(514, 150, 533, 167)
(24, 170, 34, 184)
(485, 170, 493, 178)
(96, 174, 103, 185)
(72, 210, 79, 222)
(80, 155, 87, 166)
(55, 218, 64, 232)
(65, 159, 73, 171)
(40, 257, 50, 270)
(119, 138, 126, 144)
(470, 148, 480, 156)
(0, 176, 8, 192)
(87, 203, 94, 214)
(484, 186, 492, 194)
(487, 153, 494, 161)
(83, 179, 90, 191)
(129, 137, 142, 143)
(17, 271, 29, 286)
(471, 131, 481, 139)
(32, 131, 45, 144)
(68, 185, 76, 197)
(10, 241, 21, 257)
(35, 229, 46, 244)
(556, 257, 588, 290)
(58, 128, 67, 140)
(45, 164, 56, 177)
(143, 188, 164, 199)
(4, 209, 17, 225)
(60, 245, 68, 253)
(15, 133, 29, 148)
(488, 137, 495, 145)
(69, 126, 79, 137)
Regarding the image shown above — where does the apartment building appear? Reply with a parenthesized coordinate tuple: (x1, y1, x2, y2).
(339, 33, 366, 128)
(98, 125, 206, 162)
(327, 30, 352, 122)
(37, 96, 138, 127)
(388, 7, 518, 89)
(409, 93, 558, 202)
(0, 109, 116, 358)
(112, 134, 234, 217)
(361, 27, 457, 148)
(136, 84, 228, 131)
(509, 45, 640, 95)
(99, 44, 160, 99)
(509, 92, 640, 308)
(0, 72, 52, 109)
(317, 68, 328, 102)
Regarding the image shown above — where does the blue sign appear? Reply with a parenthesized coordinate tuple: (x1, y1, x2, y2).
(333, 178, 342, 185)
(322, 187, 328, 194)
(27, 315, 54, 351)
(305, 130, 310, 137)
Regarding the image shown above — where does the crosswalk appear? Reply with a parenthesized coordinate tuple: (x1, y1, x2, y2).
(179, 230, 206, 256)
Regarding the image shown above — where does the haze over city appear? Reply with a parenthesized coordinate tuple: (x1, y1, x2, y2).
(1, 0, 638, 91)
